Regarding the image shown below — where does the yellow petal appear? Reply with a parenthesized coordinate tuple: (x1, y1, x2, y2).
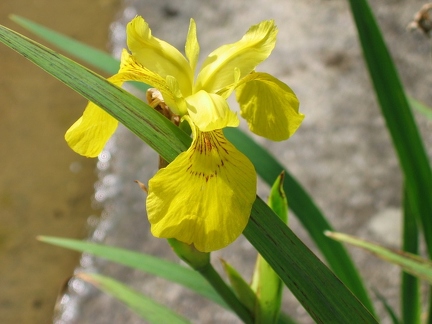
(236, 72, 304, 141)
(118, 50, 187, 115)
(165, 76, 189, 115)
(186, 90, 239, 132)
(65, 52, 163, 158)
(185, 18, 199, 72)
(216, 67, 241, 99)
(65, 101, 118, 157)
(127, 16, 193, 96)
(195, 20, 277, 94)
(146, 128, 256, 252)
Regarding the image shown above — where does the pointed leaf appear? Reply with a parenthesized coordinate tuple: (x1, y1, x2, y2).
(77, 273, 190, 324)
(401, 186, 421, 324)
(10, 15, 119, 74)
(409, 97, 432, 120)
(245, 199, 378, 323)
(268, 171, 288, 223)
(0, 23, 190, 164)
(221, 260, 256, 312)
(347, 0, 432, 258)
(326, 231, 432, 284)
(38, 236, 226, 308)
(373, 289, 401, 324)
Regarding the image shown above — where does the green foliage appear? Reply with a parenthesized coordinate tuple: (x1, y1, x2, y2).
(347, 0, 432, 321)
(347, 0, 432, 256)
(250, 173, 286, 324)
(38, 236, 227, 307)
(77, 273, 191, 324)
(326, 231, 432, 285)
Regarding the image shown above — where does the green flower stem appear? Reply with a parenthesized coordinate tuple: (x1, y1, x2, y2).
(198, 263, 254, 324)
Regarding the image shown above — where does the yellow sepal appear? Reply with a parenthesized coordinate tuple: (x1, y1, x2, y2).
(65, 102, 118, 158)
(146, 128, 256, 252)
(236, 72, 304, 141)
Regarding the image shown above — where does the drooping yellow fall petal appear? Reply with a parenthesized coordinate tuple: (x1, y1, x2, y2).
(64, 70, 136, 157)
(195, 20, 277, 94)
(65, 102, 118, 158)
(185, 18, 200, 72)
(127, 16, 193, 97)
(236, 72, 304, 141)
(65, 49, 180, 158)
(146, 128, 256, 252)
(186, 90, 239, 132)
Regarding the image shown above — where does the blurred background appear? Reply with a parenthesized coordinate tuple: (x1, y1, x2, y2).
(0, 1, 120, 323)
(1, 0, 432, 323)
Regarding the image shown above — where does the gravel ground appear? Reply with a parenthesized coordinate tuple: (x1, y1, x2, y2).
(56, 1, 432, 323)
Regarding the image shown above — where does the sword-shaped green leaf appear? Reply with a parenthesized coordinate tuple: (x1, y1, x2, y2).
(326, 231, 432, 284)
(346, 0, 432, 255)
(38, 236, 226, 307)
(77, 273, 190, 324)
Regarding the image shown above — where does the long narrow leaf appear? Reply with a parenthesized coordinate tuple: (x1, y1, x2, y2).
(245, 199, 378, 323)
(10, 15, 374, 313)
(10, 15, 151, 94)
(0, 24, 190, 164)
(348, 2, 432, 321)
(41, 236, 296, 324)
(10, 15, 119, 75)
(347, 0, 432, 255)
(409, 97, 432, 120)
(225, 128, 375, 314)
(0, 24, 377, 323)
(373, 289, 401, 324)
(326, 231, 432, 284)
(38, 236, 226, 308)
(77, 273, 190, 324)
(250, 173, 287, 323)
(402, 186, 421, 324)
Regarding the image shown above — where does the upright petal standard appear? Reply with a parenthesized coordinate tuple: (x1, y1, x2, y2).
(65, 16, 304, 251)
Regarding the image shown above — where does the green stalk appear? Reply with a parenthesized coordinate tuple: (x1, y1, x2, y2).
(198, 263, 254, 324)
(402, 185, 421, 324)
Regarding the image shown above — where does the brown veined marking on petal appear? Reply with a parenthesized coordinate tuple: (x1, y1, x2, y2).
(187, 129, 232, 184)
(203, 132, 213, 155)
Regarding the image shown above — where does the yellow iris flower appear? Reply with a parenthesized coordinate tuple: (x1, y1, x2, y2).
(65, 16, 304, 252)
